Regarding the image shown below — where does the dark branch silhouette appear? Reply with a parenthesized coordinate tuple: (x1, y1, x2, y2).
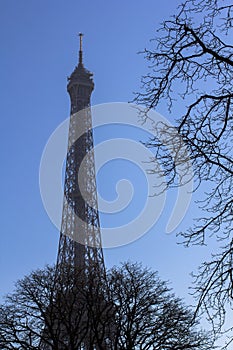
(0, 262, 213, 349)
(135, 0, 233, 346)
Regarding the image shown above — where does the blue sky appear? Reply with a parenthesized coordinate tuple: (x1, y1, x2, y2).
(0, 0, 217, 319)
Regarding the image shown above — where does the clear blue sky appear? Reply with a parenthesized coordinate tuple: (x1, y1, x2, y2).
(0, 0, 217, 321)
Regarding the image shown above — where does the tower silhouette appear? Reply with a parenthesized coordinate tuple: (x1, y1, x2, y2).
(41, 35, 111, 350)
(56, 33, 105, 276)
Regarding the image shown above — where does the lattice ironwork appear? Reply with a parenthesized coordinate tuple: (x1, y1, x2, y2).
(40, 35, 111, 350)
(56, 34, 105, 278)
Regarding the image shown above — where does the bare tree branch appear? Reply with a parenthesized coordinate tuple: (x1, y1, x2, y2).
(135, 0, 233, 345)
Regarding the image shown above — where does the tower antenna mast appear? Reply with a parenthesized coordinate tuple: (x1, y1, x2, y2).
(78, 32, 84, 65)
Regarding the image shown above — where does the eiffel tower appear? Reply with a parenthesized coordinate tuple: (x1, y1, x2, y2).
(56, 34, 106, 279)
(41, 34, 111, 350)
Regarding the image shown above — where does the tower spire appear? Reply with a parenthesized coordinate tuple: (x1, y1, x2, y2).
(78, 32, 84, 66)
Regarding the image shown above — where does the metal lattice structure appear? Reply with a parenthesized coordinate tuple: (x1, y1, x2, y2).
(56, 34, 105, 277)
(39, 35, 112, 350)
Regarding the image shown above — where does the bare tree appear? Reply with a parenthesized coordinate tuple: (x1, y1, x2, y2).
(107, 262, 212, 350)
(135, 0, 233, 345)
(0, 262, 213, 349)
(0, 265, 112, 350)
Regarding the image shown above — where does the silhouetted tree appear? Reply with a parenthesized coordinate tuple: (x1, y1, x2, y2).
(135, 0, 233, 345)
(108, 262, 213, 350)
(0, 262, 213, 349)
(0, 265, 112, 350)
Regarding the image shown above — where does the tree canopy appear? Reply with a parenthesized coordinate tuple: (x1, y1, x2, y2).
(0, 262, 212, 350)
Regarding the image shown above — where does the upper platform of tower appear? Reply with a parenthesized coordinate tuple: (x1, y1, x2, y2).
(67, 33, 94, 93)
